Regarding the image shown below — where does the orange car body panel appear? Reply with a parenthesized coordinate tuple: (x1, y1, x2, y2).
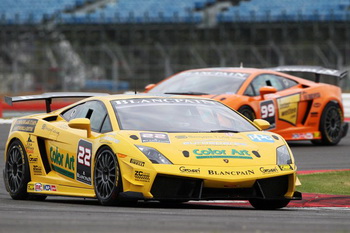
(146, 68, 344, 141)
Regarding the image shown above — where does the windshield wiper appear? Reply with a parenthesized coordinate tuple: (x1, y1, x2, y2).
(164, 91, 209, 95)
(209, 130, 239, 133)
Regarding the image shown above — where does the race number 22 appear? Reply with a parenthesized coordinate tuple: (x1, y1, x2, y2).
(76, 140, 93, 185)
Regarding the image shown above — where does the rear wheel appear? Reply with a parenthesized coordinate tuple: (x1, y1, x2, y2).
(238, 106, 256, 121)
(316, 102, 343, 145)
(5, 140, 30, 200)
(249, 199, 290, 210)
(94, 147, 122, 206)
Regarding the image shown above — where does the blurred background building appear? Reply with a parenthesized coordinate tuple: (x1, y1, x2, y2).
(0, 0, 349, 93)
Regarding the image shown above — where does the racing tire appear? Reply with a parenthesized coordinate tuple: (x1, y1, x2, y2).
(5, 139, 30, 200)
(249, 199, 290, 210)
(94, 147, 122, 206)
(238, 106, 256, 121)
(316, 102, 343, 146)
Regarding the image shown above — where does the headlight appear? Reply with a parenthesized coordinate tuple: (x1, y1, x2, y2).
(276, 145, 292, 165)
(136, 145, 172, 164)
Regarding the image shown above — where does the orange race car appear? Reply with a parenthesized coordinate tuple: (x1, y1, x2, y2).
(145, 66, 348, 145)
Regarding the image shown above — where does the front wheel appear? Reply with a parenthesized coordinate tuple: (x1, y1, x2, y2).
(249, 199, 290, 210)
(94, 147, 122, 206)
(5, 139, 30, 200)
(318, 102, 343, 145)
(238, 106, 256, 121)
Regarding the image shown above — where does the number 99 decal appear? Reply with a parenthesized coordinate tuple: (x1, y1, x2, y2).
(77, 140, 93, 185)
(260, 100, 276, 129)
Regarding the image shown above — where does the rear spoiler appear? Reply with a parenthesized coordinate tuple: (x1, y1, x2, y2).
(268, 66, 348, 83)
(5, 92, 109, 113)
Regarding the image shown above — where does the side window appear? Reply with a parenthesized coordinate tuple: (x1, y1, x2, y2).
(251, 74, 284, 95)
(281, 77, 298, 89)
(243, 84, 255, 96)
(61, 101, 112, 133)
(85, 101, 111, 132)
(61, 103, 86, 122)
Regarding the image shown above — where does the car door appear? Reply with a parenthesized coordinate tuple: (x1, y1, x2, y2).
(45, 100, 112, 187)
(246, 73, 301, 130)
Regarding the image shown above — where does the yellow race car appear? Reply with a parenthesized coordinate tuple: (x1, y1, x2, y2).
(3, 93, 301, 210)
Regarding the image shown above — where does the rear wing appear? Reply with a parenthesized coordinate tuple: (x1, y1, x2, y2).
(268, 66, 348, 83)
(5, 92, 109, 113)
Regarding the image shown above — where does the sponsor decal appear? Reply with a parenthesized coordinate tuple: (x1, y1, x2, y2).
(303, 92, 321, 100)
(183, 141, 246, 146)
(277, 94, 300, 125)
(193, 148, 252, 159)
(76, 140, 92, 185)
(44, 185, 51, 191)
(278, 165, 293, 171)
(260, 167, 279, 174)
(134, 171, 150, 182)
(51, 185, 57, 191)
(247, 134, 274, 143)
(260, 100, 276, 129)
(50, 146, 75, 179)
(12, 119, 38, 133)
(33, 165, 43, 175)
(42, 124, 60, 136)
(100, 135, 120, 144)
(140, 133, 170, 143)
(28, 183, 34, 191)
(208, 169, 255, 176)
(292, 133, 314, 140)
(179, 166, 200, 174)
(313, 103, 321, 108)
(29, 154, 38, 163)
(130, 158, 145, 167)
(35, 183, 43, 192)
(25, 135, 35, 154)
(114, 98, 218, 106)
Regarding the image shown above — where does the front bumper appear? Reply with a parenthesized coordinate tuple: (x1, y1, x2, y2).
(120, 173, 302, 202)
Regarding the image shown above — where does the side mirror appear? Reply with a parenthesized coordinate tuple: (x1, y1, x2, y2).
(68, 118, 92, 138)
(259, 86, 277, 99)
(145, 84, 156, 92)
(253, 119, 270, 130)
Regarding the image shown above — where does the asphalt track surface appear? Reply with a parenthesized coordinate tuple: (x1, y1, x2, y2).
(0, 124, 349, 233)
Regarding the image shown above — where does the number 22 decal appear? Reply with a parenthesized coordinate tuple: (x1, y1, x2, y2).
(77, 140, 93, 185)
(78, 145, 91, 167)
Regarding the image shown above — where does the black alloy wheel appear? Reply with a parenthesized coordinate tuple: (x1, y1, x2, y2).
(238, 105, 256, 121)
(5, 140, 30, 200)
(313, 102, 343, 145)
(94, 147, 121, 205)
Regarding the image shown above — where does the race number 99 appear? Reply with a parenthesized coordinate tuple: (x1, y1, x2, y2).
(261, 103, 275, 118)
(260, 100, 276, 129)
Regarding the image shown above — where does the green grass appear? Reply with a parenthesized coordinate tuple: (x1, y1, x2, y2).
(297, 170, 350, 195)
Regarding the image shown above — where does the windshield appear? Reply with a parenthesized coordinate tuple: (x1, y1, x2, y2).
(112, 98, 258, 132)
(148, 71, 250, 95)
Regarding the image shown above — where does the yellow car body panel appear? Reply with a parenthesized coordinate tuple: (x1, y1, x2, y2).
(3, 94, 301, 209)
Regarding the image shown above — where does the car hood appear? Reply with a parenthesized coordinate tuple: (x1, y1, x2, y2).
(117, 131, 286, 167)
